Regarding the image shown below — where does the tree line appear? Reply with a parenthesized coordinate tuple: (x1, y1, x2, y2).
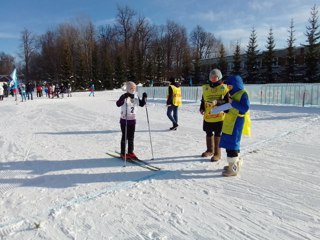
(0, 5, 319, 89)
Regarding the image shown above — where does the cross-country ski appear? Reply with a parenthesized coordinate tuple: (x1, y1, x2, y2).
(106, 151, 161, 171)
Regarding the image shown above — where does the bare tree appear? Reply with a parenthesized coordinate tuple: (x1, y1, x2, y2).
(116, 5, 136, 62)
(190, 25, 219, 59)
(0, 52, 15, 74)
(20, 28, 36, 81)
(39, 30, 59, 81)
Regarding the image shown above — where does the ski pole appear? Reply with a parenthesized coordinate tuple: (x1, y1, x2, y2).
(145, 99, 154, 160)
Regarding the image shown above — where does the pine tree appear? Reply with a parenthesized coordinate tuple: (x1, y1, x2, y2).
(218, 44, 228, 76)
(91, 43, 99, 88)
(60, 40, 72, 83)
(102, 58, 112, 89)
(246, 27, 259, 83)
(286, 19, 296, 82)
(76, 53, 86, 89)
(232, 42, 242, 75)
(114, 55, 125, 88)
(145, 59, 154, 84)
(127, 50, 136, 82)
(193, 54, 201, 85)
(136, 49, 143, 83)
(264, 27, 276, 83)
(155, 46, 164, 84)
(304, 5, 320, 82)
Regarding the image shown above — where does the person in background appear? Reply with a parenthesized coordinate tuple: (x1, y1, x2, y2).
(116, 81, 147, 159)
(166, 77, 182, 130)
(199, 69, 229, 162)
(26, 82, 34, 100)
(54, 83, 60, 98)
(12, 85, 18, 101)
(67, 83, 72, 97)
(44, 84, 49, 97)
(0, 83, 4, 101)
(48, 84, 54, 98)
(36, 84, 42, 97)
(60, 83, 66, 98)
(89, 83, 95, 97)
(219, 75, 251, 177)
(20, 83, 27, 102)
(3, 83, 8, 97)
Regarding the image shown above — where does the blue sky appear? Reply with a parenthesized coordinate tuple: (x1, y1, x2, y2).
(0, 0, 317, 59)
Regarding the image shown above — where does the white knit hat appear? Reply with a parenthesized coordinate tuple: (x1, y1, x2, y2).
(126, 81, 136, 94)
(209, 69, 222, 82)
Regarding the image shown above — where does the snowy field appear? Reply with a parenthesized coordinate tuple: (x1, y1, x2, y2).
(0, 90, 320, 240)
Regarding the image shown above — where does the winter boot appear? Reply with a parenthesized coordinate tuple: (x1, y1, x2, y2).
(121, 153, 132, 160)
(201, 136, 214, 157)
(223, 156, 241, 177)
(211, 136, 221, 162)
(170, 123, 178, 130)
(223, 155, 243, 170)
(127, 152, 138, 159)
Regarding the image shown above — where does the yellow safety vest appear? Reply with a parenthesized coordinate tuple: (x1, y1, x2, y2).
(170, 85, 182, 106)
(222, 90, 251, 136)
(202, 84, 229, 122)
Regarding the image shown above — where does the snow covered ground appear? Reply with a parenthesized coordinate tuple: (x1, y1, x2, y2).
(0, 90, 320, 240)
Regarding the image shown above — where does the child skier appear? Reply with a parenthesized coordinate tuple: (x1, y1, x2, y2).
(116, 81, 147, 159)
(218, 75, 251, 177)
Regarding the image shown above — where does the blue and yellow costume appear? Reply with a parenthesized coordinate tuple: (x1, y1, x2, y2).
(219, 75, 251, 176)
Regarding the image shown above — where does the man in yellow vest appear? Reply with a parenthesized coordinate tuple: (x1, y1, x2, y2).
(218, 75, 251, 177)
(200, 69, 229, 161)
(166, 77, 182, 130)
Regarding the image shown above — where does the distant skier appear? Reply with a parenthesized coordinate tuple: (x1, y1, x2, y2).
(116, 81, 147, 159)
(200, 68, 229, 161)
(89, 84, 95, 97)
(218, 75, 251, 177)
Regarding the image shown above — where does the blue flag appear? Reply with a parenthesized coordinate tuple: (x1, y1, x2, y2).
(9, 68, 18, 89)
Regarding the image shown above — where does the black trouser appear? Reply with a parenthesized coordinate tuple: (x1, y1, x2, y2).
(27, 92, 33, 100)
(226, 149, 240, 157)
(203, 121, 223, 137)
(120, 124, 135, 154)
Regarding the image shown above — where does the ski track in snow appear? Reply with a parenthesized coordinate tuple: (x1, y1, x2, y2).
(0, 91, 319, 239)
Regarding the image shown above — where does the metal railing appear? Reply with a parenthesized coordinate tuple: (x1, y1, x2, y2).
(138, 83, 320, 107)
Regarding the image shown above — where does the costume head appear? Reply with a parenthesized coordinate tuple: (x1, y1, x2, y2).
(126, 81, 136, 94)
(225, 75, 244, 94)
(209, 69, 222, 88)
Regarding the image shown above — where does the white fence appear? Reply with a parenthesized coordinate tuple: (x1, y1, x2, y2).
(138, 83, 320, 107)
